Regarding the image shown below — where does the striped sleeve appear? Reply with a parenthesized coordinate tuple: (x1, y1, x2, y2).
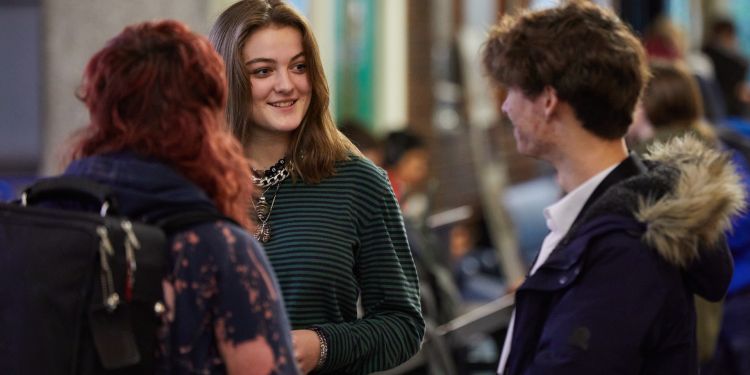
(313, 167, 425, 374)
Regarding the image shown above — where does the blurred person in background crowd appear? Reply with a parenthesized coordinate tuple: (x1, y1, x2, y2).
(703, 17, 750, 120)
(383, 130, 431, 218)
(62, 20, 297, 374)
(641, 16, 728, 123)
(628, 61, 720, 153)
(209, 1, 424, 373)
(382, 128, 461, 324)
(338, 118, 384, 167)
(449, 204, 505, 303)
(483, 1, 743, 374)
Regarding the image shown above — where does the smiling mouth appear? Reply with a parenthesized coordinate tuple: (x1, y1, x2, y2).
(269, 100, 297, 108)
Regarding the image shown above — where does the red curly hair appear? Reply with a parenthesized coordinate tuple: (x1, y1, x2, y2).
(70, 20, 252, 229)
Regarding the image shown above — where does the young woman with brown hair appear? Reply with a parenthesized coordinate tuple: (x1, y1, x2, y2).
(210, 1, 424, 373)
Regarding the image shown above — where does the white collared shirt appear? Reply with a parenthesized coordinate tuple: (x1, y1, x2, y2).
(497, 163, 618, 374)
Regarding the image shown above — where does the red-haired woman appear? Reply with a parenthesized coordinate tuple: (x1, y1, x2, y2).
(62, 20, 298, 374)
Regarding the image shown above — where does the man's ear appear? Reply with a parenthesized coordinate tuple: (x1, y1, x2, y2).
(542, 86, 559, 120)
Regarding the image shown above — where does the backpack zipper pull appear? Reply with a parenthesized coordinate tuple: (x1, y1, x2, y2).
(96, 226, 119, 312)
(121, 220, 140, 301)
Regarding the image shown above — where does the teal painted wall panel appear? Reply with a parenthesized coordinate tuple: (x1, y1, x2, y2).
(334, 0, 375, 129)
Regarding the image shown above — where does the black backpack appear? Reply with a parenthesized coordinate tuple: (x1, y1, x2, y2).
(0, 176, 227, 374)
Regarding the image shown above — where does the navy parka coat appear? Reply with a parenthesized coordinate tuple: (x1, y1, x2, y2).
(503, 137, 743, 375)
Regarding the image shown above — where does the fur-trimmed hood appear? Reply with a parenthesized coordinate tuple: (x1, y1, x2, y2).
(583, 135, 746, 269)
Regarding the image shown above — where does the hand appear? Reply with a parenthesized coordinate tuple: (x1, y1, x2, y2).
(291, 329, 321, 374)
(506, 276, 525, 293)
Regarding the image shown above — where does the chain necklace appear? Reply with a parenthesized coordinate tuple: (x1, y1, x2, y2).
(252, 158, 290, 188)
(250, 157, 290, 243)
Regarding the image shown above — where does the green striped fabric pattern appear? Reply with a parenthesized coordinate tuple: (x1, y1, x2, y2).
(260, 156, 424, 374)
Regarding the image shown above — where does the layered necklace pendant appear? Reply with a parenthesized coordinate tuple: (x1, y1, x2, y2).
(250, 157, 290, 243)
(255, 222, 271, 243)
(256, 196, 270, 221)
(253, 196, 272, 243)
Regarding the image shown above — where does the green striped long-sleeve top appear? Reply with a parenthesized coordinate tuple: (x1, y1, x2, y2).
(259, 156, 425, 374)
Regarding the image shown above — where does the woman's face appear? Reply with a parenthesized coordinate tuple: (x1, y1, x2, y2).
(242, 25, 311, 137)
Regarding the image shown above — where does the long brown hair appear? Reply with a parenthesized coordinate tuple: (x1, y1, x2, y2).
(210, 0, 360, 183)
(70, 20, 253, 229)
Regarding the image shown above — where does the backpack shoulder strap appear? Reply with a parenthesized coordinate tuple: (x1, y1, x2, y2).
(22, 176, 119, 215)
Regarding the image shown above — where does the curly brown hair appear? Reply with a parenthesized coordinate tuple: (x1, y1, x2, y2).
(482, 0, 649, 139)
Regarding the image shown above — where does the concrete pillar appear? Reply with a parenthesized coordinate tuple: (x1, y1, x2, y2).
(308, 0, 339, 121)
(0, 3, 41, 173)
(374, 0, 407, 134)
(40, 0, 215, 175)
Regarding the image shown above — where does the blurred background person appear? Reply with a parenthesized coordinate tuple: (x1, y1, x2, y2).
(448, 204, 504, 303)
(381, 128, 460, 323)
(338, 118, 384, 167)
(703, 18, 750, 120)
(628, 61, 720, 152)
(62, 19, 297, 374)
(641, 16, 728, 123)
(210, 1, 424, 373)
(383, 129, 431, 217)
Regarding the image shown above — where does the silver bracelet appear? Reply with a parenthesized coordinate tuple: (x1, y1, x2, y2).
(311, 327, 328, 371)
